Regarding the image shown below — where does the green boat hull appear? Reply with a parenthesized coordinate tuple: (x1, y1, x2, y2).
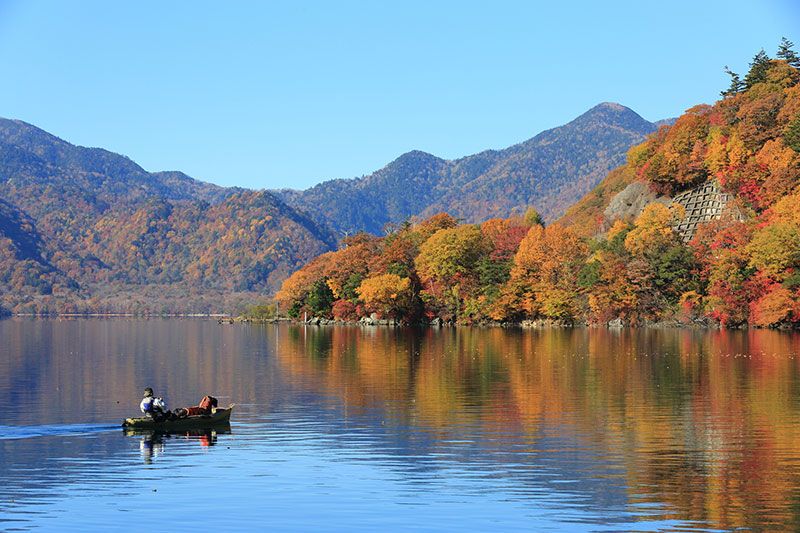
(122, 404, 235, 430)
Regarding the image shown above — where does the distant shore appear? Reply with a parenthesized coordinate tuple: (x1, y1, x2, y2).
(8, 313, 231, 318)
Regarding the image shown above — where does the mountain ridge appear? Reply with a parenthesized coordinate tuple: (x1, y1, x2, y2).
(275, 102, 664, 235)
(0, 101, 670, 313)
(0, 118, 336, 313)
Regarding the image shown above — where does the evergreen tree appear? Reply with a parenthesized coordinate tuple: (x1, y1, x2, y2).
(785, 114, 800, 152)
(721, 66, 744, 96)
(744, 49, 771, 89)
(777, 37, 800, 68)
(306, 278, 334, 316)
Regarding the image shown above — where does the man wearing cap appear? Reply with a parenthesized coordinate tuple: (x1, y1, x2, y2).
(140, 387, 168, 421)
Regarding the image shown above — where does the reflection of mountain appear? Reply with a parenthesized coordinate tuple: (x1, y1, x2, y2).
(3, 322, 800, 530)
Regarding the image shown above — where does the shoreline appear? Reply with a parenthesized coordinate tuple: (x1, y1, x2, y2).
(227, 316, 799, 331)
(4, 314, 797, 331)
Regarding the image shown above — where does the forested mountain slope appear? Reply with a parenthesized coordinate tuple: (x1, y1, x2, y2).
(0, 119, 336, 314)
(277, 44, 800, 329)
(276, 103, 662, 235)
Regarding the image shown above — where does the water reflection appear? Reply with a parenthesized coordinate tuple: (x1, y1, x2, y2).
(123, 427, 231, 464)
(2, 319, 800, 530)
(273, 326, 800, 531)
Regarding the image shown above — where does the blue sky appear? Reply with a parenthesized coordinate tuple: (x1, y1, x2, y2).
(0, 1, 797, 190)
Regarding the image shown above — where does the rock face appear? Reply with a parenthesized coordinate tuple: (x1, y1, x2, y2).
(602, 179, 742, 242)
(603, 181, 670, 223)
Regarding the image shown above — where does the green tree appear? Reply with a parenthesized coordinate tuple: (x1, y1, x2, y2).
(242, 302, 277, 320)
(476, 255, 511, 298)
(777, 37, 800, 68)
(306, 278, 334, 316)
(651, 244, 697, 303)
(744, 49, 771, 89)
(721, 66, 744, 96)
(785, 114, 800, 152)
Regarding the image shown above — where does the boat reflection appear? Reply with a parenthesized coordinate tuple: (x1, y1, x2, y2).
(123, 425, 231, 464)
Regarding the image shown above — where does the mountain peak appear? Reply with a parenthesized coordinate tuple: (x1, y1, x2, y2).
(378, 150, 446, 177)
(388, 150, 442, 166)
(593, 101, 628, 111)
(278, 102, 660, 234)
(0, 117, 71, 150)
(581, 102, 639, 119)
(569, 102, 653, 134)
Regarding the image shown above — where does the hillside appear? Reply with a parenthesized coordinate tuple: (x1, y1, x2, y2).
(0, 119, 336, 314)
(276, 103, 663, 235)
(277, 47, 800, 329)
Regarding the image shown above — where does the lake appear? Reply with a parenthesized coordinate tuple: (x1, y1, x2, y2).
(2, 319, 800, 531)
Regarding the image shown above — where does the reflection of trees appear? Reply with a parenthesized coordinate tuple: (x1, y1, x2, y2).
(0, 319, 266, 424)
(6, 319, 800, 530)
(275, 325, 800, 530)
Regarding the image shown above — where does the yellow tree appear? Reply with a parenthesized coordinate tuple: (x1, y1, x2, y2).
(587, 250, 639, 323)
(624, 202, 684, 257)
(747, 190, 800, 279)
(414, 224, 488, 319)
(501, 224, 588, 320)
(356, 273, 413, 319)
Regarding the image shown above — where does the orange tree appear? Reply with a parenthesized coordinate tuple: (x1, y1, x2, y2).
(496, 224, 588, 321)
(356, 273, 415, 319)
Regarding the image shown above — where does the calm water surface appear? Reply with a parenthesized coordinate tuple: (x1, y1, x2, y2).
(2, 319, 800, 531)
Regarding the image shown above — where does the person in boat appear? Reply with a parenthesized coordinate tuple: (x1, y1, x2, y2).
(140, 387, 169, 421)
(174, 395, 218, 418)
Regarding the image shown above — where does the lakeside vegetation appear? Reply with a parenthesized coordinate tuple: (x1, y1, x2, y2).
(276, 42, 800, 329)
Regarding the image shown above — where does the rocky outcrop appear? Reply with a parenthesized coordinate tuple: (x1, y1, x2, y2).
(520, 318, 581, 328)
(603, 181, 670, 223)
(607, 317, 626, 328)
(358, 313, 401, 326)
(603, 179, 743, 242)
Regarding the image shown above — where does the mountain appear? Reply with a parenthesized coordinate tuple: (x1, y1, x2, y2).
(276, 103, 663, 235)
(0, 119, 336, 314)
(275, 54, 800, 329)
(0, 118, 236, 206)
(0, 102, 675, 314)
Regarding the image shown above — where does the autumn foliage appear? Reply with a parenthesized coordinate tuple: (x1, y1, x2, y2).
(278, 46, 800, 328)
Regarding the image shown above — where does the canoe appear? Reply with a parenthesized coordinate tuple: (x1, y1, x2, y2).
(122, 403, 235, 430)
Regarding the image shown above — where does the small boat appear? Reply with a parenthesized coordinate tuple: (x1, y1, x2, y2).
(122, 403, 235, 430)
